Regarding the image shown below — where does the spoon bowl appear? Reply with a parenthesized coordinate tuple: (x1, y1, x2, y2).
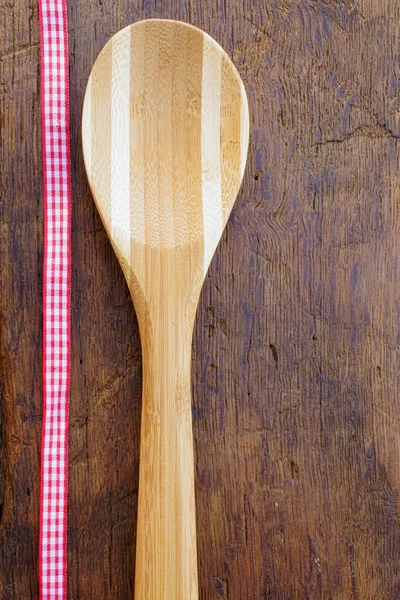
(82, 19, 249, 599)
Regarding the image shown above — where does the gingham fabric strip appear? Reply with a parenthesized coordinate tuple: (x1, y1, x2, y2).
(38, 0, 71, 598)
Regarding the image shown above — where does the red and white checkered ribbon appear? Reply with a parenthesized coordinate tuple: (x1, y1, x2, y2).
(39, 0, 71, 598)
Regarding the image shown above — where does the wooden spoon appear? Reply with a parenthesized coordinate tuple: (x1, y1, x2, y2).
(82, 19, 249, 599)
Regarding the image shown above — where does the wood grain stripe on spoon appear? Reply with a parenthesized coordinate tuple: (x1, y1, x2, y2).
(82, 19, 249, 599)
(130, 24, 146, 246)
(111, 29, 131, 265)
(87, 40, 112, 234)
(201, 36, 223, 275)
(221, 52, 246, 223)
(175, 25, 204, 249)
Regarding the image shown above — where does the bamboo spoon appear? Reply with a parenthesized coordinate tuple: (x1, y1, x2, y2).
(82, 19, 249, 599)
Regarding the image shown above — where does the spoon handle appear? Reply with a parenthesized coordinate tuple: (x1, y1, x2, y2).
(135, 318, 198, 600)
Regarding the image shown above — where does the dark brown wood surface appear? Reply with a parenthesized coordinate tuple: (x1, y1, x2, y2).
(2, 0, 400, 598)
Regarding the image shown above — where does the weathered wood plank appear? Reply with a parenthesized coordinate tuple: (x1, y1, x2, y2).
(1, 0, 400, 598)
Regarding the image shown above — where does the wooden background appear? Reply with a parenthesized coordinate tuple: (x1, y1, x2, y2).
(2, 0, 400, 598)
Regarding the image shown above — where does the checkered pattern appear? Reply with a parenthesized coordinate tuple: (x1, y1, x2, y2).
(39, 0, 71, 598)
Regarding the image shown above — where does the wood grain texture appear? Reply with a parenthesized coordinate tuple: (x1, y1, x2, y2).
(82, 20, 249, 599)
(2, 1, 400, 599)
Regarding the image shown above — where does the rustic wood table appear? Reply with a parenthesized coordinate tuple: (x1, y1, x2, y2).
(2, 1, 400, 598)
